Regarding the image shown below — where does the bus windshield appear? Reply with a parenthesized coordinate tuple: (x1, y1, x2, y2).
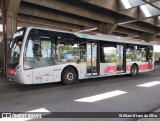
(7, 28, 26, 69)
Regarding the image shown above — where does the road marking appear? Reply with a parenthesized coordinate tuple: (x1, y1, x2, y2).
(27, 108, 50, 112)
(0, 108, 50, 121)
(137, 81, 160, 87)
(75, 90, 127, 102)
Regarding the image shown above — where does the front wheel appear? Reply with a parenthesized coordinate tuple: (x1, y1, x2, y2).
(62, 67, 78, 85)
(131, 65, 138, 77)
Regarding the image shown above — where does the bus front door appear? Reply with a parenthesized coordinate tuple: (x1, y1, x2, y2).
(116, 44, 125, 73)
(87, 43, 98, 76)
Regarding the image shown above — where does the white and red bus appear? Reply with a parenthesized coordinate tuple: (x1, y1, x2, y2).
(7, 27, 154, 85)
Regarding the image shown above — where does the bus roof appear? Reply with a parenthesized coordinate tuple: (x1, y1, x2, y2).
(25, 27, 153, 46)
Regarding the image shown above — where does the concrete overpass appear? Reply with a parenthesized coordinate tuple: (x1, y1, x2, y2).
(0, 0, 160, 41)
(0, 0, 160, 72)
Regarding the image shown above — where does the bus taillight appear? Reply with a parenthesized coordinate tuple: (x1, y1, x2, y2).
(6, 68, 16, 76)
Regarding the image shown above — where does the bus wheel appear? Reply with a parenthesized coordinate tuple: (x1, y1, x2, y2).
(62, 67, 77, 85)
(131, 64, 138, 77)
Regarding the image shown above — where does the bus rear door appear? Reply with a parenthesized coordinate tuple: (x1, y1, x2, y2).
(87, 43, 98, 77)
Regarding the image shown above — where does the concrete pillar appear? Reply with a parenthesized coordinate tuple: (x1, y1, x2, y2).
(2, 0, 21, 74)
(4, 0, 21, 38)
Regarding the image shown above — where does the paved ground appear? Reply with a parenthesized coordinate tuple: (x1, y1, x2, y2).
(0, 68, 160, 121)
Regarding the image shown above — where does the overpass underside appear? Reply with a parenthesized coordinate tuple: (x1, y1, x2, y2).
(0, 0, 160, 72)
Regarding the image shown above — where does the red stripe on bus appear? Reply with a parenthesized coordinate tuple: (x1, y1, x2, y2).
(104, 64, 154, 73)
(126, 64, 154, 71)
(104, 66, 117, 73)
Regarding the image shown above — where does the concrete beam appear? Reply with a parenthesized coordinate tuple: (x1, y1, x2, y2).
(115, 14, 136, 25)
(78, 0, 160, 33)
(144, 0, 159, 2)
(113, 32, 128, 37)
(119, 7, 139, 20)
(79, 0, 136, 24)
(80, 0, 159, 26)
(140, 33, 157, 42)
(154, 36, 160, 42)
(80, 0, 118, 12)
(142, 0, 160, 10)
(22, 0, 160, 35)
(118, 0, 160, 27)
(118, 0, 145, 11)
(139, 4, 160, 19)
(115, 26, 141, 37)
(119, 3, 160, 22)
(120, 21, 158, 34)
(22, 0, 115, 24)
(151, 1, 160, 10)
(97, 23, 118, 35)
(17, 21, 77, 32)
(17, 14, 85, 31)
(21, 0, 160, 38)
(19, 4, 97, 29)
(142, 17, 156, 25)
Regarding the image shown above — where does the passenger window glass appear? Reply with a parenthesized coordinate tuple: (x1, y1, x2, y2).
(126, 45, 140, 62)
(101, 42, 116, 63)
(41, 41, 51, 57)
(24, 29, 55, 70)
(139, 46, 147, 62)
(24, 29, 86, 70)
(126, 45, 148, 62)
(56, 37, 86, 64)
(148, 46, 153, 61)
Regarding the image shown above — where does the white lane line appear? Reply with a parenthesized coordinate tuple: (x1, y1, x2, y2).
(28, 108, 50, 112)
(75, 90, 127, 102)
(0, 108, 50, 121)
(137, 81, 160, 87)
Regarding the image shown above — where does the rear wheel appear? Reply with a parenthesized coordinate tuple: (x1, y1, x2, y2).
(131, 64, 138, 76)
(62, 67, 78, 85)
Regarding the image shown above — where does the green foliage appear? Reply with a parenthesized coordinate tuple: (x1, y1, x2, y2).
(149, 50, 153, 61)
(105, 54, 116, 63)
(58, 44, 73, 53)
(126, 53, 131, 59)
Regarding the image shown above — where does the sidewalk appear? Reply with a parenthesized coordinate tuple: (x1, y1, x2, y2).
(0, 72, 10, 86)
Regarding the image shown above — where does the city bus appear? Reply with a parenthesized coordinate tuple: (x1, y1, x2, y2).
(7, 27, 154, 85)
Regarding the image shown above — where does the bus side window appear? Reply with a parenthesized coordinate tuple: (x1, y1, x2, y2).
(139, 45, 147, 62)
(24, 29, 54, 69)
(148, 46, 153, 61)
(56, 36, 76, 63)
(100, 42, 116, 63)
(126, 45, 139, 62)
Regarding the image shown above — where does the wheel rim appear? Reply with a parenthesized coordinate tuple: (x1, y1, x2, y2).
(66, 72, 74, 81)
(132, 66, 137, 75)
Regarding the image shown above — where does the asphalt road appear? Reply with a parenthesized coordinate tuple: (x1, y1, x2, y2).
(0, 69, 160, 121)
